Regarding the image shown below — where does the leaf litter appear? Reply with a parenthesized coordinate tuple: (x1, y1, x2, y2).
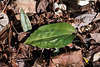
(0, 0, 100, 67)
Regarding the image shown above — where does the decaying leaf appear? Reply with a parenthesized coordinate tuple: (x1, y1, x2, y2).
(49, 50, 84, 67)
(86, 45, 100, 62)
(15, 0, 36, 13)
(0, 12, 9, 40)
(37, 0, 49, 13)
(74, 12, 100, 29)
(0, 13, 9, 32)
(24, 23, 76, 48)
(20, 8, 32, 32)
(18, 32, 30, 42)
(89, 33, 100, 42)
(93, 52, 100, 62)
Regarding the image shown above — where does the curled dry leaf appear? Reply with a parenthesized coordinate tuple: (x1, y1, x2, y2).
(49, 50, 84, 67)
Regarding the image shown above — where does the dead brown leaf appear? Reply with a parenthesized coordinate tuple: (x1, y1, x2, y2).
(89, 33, 100, 42)
(37, 0, 49, 13)
(15, 0, 36, 13)
(87, 45, 100, 57)
(49, 50, 84, 67)
(0, 12, 9, 41)
(12, 0, 36, 20)
(18, 32, 30, 42)
(0, 13, 9, 32)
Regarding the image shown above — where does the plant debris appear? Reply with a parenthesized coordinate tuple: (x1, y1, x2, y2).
(0, 0, 100, 67)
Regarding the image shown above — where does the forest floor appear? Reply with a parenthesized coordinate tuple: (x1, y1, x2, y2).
(0, 0, 100, 67)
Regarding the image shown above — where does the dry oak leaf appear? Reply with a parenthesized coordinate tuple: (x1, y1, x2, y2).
(15, 0, 36, 13)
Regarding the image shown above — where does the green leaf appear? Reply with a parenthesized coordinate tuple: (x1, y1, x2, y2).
(20, 8, 32, 32)
(24, 23, 76, 48)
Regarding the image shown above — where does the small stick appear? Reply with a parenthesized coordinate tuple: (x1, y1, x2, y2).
(2, 0, 9, 13)
(40, 48, 44, 58)
(8, 21, 13, 46)
(89, 14, 100, 32)
(39, 15, 42, 26)
(76, 33, 86, 44)
(11, 21, 19, 34)
(17, 47, 21, 54)
(0, 41, 4, 50)
(76, 33, 86, 49)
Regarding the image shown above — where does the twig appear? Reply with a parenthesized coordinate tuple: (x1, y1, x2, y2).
(76, 33, 86, 49)
(8, 21, 12, 46)
(2, 0, 9, 13)
(17, 47, 21, 54)
(12, 24, 19, 34)
(76, 33, 86, 44)
(40, 48, 44, 58)
(39, 15, 42, 26)
(89, 14, 100, 32)
(0, 41, 4, 50)
(11, 21, 18, 34)
(85, 45, 98, 53)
